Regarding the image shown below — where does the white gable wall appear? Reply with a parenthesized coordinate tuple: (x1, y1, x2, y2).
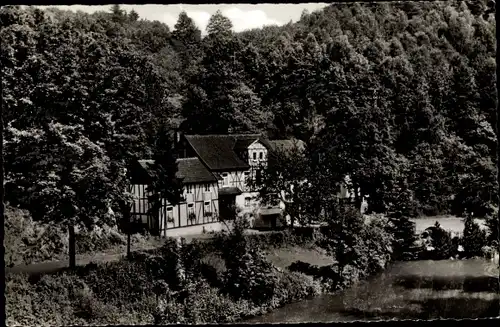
(248, 141, 268, 167)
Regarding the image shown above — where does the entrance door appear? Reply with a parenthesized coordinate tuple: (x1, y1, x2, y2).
(270, 214, 277, 229)
(219, 195, 236, 220)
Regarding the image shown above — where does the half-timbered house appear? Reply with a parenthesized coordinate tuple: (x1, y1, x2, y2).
(129, 157, 220, 236)
(129, 133, 317, 235)
(176, 134, 275, 220)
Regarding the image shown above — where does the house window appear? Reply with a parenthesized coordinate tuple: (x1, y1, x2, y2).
(188, 203, 195, 224)
(188, 202, 195, 215)
(204, 201, 211, 212)
(186, 184, 193, 194)
(204, 184, 210, 192)
(166, 206, 174, 223)
(222, 173, 229, 186)
(245, 197, 251, 207)
(253, 152, 256, 160)
(256, 169, 262, 184)
(259, 152, 263, 160)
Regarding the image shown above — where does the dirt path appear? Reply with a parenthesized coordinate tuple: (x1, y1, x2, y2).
(5, 244, 162, 276)
(5, 229, 274, 276)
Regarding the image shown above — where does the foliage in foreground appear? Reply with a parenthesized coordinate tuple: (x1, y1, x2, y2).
(6, 220, 320, 325)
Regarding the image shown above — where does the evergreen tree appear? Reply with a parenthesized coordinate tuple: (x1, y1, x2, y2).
(128, 9, 139, 22)
(206, 9, 233, 37)
(484, 207, 499, 245)
(426, 222, 454, 259)
(462, 214, 487, 257)
(181, 10, 253, 134)
(171, 11, 202, 73)
(388, 213, 418, 260)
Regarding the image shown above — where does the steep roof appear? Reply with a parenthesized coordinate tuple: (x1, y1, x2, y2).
(176, 158, 218, 183)
(234, 138, 258, 151)
(137, 158, 217, 184)
(184, 134, 272, 171)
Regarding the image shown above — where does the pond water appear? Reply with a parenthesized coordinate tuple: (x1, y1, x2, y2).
(244, 259, 499, 323)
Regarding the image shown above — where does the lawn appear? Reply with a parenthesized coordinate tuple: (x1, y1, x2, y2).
(410, 216, 487, 235)
(264, 246, 334, 270)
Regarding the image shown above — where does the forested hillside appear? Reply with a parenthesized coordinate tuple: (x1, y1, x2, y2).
(2, 1, 497, 232)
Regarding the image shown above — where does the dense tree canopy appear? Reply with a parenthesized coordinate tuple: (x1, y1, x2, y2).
(1, 2, 497, 230)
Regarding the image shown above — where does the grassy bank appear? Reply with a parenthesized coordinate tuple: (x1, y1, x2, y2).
(4, 206, 162, 267)
(410, 216, 487, 235)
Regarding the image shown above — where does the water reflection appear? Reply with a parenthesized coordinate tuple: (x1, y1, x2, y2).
(244, 259, 499, 323)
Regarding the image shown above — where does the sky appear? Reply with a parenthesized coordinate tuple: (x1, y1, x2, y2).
(39, 4, 329, 34)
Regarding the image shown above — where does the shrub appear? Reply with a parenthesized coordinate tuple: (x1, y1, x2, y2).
(6, 272, 93, 326)
(74, 225, 126, 253)
(222, 248, 280, 305)
(200, 254, 226, 288)
(6, 261, 160, 326)
(6, 273, 39, 326)
(6, 215, 327, 326)
(423, 222, 454, 260)
(287, 261, 342, 292)
(363, 217, 394, 274)
(186, 281, 251, 323)
(79, 260, 156, 304)
(271, 271, 321, 305)
(462, 214, 487, 258)
(4, 206, 68, 266)
(321, 204, 367, 278)
(213, 217, 284, 305)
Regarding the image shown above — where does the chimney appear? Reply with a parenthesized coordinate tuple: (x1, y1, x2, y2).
(174, 130, 182, 147)
(174, 129, 185, 158)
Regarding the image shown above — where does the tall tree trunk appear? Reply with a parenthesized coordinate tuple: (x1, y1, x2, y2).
(120, 199, 132, 259)
(289, 201, 297, 230)
(127, 213, 131, 259)
(353, 183, 362, 212)
(289, 207, 295, 230)
(68, 224, 76, 269)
